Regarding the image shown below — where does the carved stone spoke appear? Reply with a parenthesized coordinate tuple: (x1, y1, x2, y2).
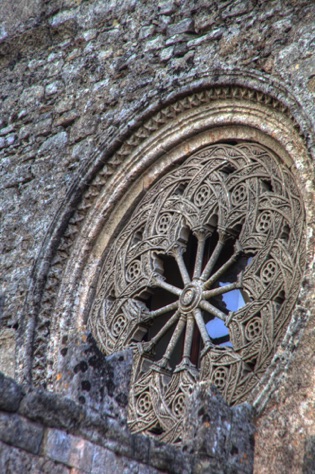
(193, 308, 213, 346)
(150, 309, 181, 346)
(182, 313, 195, 364)
(153, 277, 182, 296)
(193, 232, 206, 279)
(89, 142, 305, 444)
(146, 301, 179, 320)
(200, 237, 226, 282)
(202, 281, 240, 300)
(158, 314, 187, 369)
(199, 300, 227, 322)
(172, 246, 191, 285)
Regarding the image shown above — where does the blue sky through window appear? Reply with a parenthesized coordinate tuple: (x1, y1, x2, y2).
(206, 282, 246, 347)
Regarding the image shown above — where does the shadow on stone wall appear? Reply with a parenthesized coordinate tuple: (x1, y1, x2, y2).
(0, 351, 255, 473)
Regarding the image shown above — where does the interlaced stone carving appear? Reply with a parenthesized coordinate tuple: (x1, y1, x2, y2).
(89, 142, 305, 443)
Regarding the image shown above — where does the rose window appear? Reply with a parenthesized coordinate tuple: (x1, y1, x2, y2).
(89, 142, 305, 444)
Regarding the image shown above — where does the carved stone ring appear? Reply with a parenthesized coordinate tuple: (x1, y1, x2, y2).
(89, 142, 305, 443)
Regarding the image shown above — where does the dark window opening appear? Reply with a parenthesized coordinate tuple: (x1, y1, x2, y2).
(145, 227, 254, 359)
(280, 223, 290, 242)
(174, 181, 189, 195)
(183, 232, 198, 278)
(274, 290, 285, 305)
(261, 179, 273, 193)
(132, 226, 145, 245)
(220, 163, 237, 177)
(149, 424, 164, 436)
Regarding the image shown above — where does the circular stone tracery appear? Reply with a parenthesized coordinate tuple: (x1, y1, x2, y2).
(89, 142, 305, 444)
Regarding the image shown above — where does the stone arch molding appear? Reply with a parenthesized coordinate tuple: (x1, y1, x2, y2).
(27, 82, 314, 443)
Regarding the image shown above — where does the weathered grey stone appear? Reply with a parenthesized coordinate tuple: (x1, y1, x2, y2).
(38, 131, 68, 153)
(229, 404, 255, 473)
(0, 440, 70, 474)
(0, 372, 23, 412)
(160, 46, 174, 62)
(0, 328, 16, 377)
(182, 383, 255, 474)
(0, 412, 43, 454)
(56, 333, 133, 425)
(92, 444, 165, 474)
(139, 25, 156, 40)
(19, 389, 85, 431)
(187, 28, 224, 47)
(144, 36, 165, 52)
(45, 80, 64, 96)
(70, 115, 97, 142)
(158, 2, 176, 16)
(19, 85, 45, 107)
(48, 10, 77, 33)
(0, 1, 315, 473)
(183, 384, 233, 457)
(167, 18, 195, 37)
(303, 436, 315, 474)
(221, 0, 254, 19)
(0, 124, 14, 136)
(44, 428, 94, 470)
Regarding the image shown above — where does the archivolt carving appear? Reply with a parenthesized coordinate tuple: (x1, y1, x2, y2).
(89, 142, 305, 443)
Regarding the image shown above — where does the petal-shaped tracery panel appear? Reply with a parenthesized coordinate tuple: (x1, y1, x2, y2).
(88, 142, 305, 443)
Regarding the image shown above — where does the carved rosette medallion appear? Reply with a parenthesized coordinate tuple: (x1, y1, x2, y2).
(89, 142, 305, 443)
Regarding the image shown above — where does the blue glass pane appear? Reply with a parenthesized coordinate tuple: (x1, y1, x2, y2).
(206, 318, 233, 347)
(220, 340, 233, 348)
(206, 317, 228, 338)
(219, 282, 246, 312)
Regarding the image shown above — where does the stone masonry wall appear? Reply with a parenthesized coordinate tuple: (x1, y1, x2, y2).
(1, 1, 315, 472)
(0, 359, 255, 474)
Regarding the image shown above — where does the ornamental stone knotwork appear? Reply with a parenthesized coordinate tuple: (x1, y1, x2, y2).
(89, 141, 305, 443)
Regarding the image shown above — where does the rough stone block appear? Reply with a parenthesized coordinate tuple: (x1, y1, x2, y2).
(145, 36, 165, 52)
(91, 445, 120, 474)
(149, 438, 190, 473)
(49, 10, 77, 30)
(38, 131, 68, 154)
(58, 336, 133, 426)
(187, 28, 224, 47)
(182, 383, 233, 458)
(19, 85, 44, 107)
(44, 428, 94, 470)
(19, 389, 85, 431)
(182, 383, 255, 474)
(167, 18, 195, 36)
(92, 444, 162, 474)
(0, 440, 70, 474)
(160, 46, 174, 62)
(158, 1, 176, 15)
(221, 0, 253, 19)
(0, 371, 23, 412)
(70, 115, 97, 142)
(303, 435, 315, 474)
(45, 81, 64, 96)
(0, 412, 43, 454)
(229, 403, 255, 472)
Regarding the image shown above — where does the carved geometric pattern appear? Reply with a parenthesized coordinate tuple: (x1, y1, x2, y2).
(89, 142, 305, 443)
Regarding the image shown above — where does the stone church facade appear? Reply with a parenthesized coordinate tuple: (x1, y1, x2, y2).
(0, 1, 314, 472)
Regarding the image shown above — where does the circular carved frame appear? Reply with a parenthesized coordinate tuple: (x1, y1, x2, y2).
(90, 138, 306, 442)
(19, 74, 315, 442)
